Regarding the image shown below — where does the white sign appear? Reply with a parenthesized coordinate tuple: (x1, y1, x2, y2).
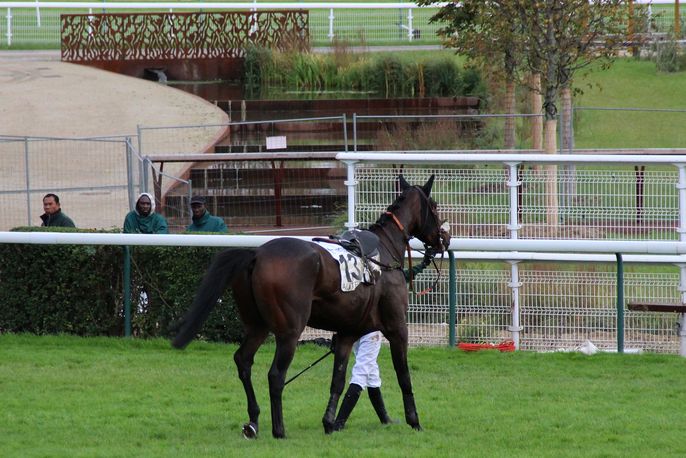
(266, 136, 287, 150)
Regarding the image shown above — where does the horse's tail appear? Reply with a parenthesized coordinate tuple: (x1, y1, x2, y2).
(171, 248, 255, 349)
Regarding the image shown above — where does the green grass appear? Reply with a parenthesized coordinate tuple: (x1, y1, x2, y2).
(573, 58, 686, 148)
(2, 333, 686, 457)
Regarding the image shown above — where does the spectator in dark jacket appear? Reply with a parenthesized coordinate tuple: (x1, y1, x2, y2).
(186, 196, 228, 233)
(40, 193, 75, 227)
(123, 193, 168, 234)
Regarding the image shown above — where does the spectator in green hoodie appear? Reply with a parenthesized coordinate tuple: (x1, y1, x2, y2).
(186, 196, 228, 233)
(40, 193, 76, 228)
(123, 193, 168, 234)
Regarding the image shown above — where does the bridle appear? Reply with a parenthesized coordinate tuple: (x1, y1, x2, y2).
(379, 185, 448, 294)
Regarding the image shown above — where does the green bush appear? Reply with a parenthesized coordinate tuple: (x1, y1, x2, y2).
(423, 58, 463, 97)
(0, 228, 243, 343)
(653, 35, 680, 73)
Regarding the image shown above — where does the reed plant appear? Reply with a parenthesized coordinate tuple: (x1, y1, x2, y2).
(242, 44, 486, 100)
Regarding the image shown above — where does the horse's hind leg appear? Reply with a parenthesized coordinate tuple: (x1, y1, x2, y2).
(234, 327, 269, 439)
(268, 334, 300, 439)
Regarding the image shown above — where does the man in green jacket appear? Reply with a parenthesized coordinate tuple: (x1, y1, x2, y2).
(40, 193, 76, 227)
(123, 193, 169, 234)
(186, 196, 228, 233)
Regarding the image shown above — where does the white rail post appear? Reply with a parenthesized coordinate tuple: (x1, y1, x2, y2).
(677, 263, 686, 357)
(328, 8, 334, 42)
(508, 260, 523, 350)
(6, 8, 12, 46)
(506, 162, 523, 349)
(407, 8, 413, 41)
(344, 160, 358, 230)
(24, 137, 30, 226)
(677, 164, 686, 356)
(506, 162, 522, 240)
(34, 0, 40, 27)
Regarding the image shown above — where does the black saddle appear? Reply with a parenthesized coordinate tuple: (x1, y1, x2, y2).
(313, 229, 380, 258)
(338, 230, 380, 258)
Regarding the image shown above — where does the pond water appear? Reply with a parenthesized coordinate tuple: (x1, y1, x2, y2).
(167, 80, 379, 101)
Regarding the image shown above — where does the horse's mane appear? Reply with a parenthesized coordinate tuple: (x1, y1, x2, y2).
(368, 192, 407, 231)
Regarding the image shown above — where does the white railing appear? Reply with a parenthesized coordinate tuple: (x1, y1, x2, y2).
(0, 2, 444, 47)
(2, 1, 683, 47)
(2, 230, 686, 355)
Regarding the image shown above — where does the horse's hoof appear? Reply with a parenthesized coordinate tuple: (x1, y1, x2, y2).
(242, 422, 258, 439)
(411, 423, 423, 431)
(382, 417, 400, 425)
(323, 421, 334, 435)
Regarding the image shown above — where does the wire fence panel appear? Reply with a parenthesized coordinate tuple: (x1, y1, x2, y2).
(165, 159, 347, 233)
(0, 137, 30, 229)
(521, 167, 679, 240)
(455, 268, 512, 345)
(354, 164, 680, 241)
(0, 136, 134, 231)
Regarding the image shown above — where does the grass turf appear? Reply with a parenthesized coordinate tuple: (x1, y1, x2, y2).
(1, 333, 686, 457)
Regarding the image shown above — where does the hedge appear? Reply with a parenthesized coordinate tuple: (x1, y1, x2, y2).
(0, 228, 243, 343)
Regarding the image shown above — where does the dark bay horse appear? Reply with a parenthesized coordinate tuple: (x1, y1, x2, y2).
(172, 175, 450, 438)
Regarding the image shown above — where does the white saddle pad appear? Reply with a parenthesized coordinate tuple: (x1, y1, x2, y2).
(315, 242, 381, 292)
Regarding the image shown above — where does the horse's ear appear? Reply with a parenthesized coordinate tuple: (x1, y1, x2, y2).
(398, 174, 412, 191)
(422, 175, 435, 196)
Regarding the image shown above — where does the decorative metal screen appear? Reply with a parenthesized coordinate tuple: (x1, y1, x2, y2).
(61, 10, 309, 62)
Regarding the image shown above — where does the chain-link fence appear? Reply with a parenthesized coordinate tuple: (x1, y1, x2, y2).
(0, 135, 137, 231)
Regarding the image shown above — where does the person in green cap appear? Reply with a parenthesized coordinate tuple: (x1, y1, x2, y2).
(186, 196, 228, 233)
(40, 193, 76, 228)
(123, 193, 168, 234)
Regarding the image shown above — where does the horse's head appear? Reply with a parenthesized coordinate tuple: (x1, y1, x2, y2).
(398, 174, 451, 255)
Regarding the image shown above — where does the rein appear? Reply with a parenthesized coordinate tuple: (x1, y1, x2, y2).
(284, 347, 333, 386)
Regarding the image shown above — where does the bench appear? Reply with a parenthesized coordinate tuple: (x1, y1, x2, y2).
(628, 302, 686, 356)
(627, 302, 686, 313)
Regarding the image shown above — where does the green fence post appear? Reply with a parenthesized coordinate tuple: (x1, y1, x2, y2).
(123, 246, 131, 337)
(449, 251, 456, 348)
(616, 252, 624, 354)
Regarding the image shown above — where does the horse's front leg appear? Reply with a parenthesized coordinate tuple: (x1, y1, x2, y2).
(234, 328, 269, 439)
(322, 334, 355, 434)
(385, 327, 422, 431)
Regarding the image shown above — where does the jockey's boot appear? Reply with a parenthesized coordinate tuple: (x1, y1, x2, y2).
(333, 383, 362, 431)
(368, 386, 395, 424)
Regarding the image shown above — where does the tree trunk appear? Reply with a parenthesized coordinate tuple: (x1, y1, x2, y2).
(504, 78, 516, 149)
(544, 119, 558, 230)
(560, 86, 575, 216)
(560, 86, 573, 153)
(529, 73, 543, 152)
(676, 0, 681, 39)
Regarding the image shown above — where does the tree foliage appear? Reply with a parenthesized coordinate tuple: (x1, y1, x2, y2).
(421, 0, 644, 120)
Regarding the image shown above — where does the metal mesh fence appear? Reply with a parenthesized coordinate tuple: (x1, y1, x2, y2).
(299, 263, 683, 353)
(353, 164, 680, 241)
(0, 136, 136, 231)
(139, 118, 348, 233)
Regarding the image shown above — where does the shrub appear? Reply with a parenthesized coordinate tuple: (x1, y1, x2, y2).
(0, 229, 243, 343)
(653, 34, 680, 73)
(423, 58, 463, 97)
